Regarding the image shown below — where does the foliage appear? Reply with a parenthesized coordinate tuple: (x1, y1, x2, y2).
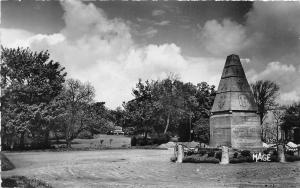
(1, 153, 15, 171)
(240, 150, 251, 157)
(1, 176, 52, 188)
(193, 118, 209, 143)
(183, 155, 219, 163)
(1, 47, 67, 149)
(57, 79, 96, 147)
(233, 152, 239, 158)
(170, 156, 177, 162)
(123, 77, 216, 141)
(251, 80, 280, 124)
(131, 136, 137, 146)
(215, 151, 222, 161)
(281, 102, 300, 141)
(285, 155, 300, 162)
(77, 130, 94, 139)
(207, 150, 215, 157)
(250, 80, 279, 141)
(230, 156, 254, 163)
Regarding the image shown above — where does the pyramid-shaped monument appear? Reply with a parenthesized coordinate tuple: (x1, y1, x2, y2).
(210, 54, 262, 149)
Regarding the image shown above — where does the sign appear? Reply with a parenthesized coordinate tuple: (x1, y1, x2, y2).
(252, 153, 271, 162)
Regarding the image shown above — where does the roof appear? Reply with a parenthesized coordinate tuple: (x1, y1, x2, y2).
(211, 54, 258, 113)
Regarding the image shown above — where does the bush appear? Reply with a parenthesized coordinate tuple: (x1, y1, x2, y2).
(233, 152, 239, 158)
(198, 149, 207, 156)
(207, 151, 215, 158)
(151, 135, 170, 145)
(215, 151, 222, 161)
(241, 150, 251, 157)
(230, 152, 254, 164)
(285, 150, 295, 156)
(269, 154, 279, 162)
(1, 153, 15, 171)
(230, 156, 254, 163)
(170, 156, 177, 162)
(132, 135, 169, 146)
(131, 136, 137, 146)
(1, 176, 52, 188)
(183, 155, 219, 163)
(77, 130, 93, 139)
(285, 155, 300, 162)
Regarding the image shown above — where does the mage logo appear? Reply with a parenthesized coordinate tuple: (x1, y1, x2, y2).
(252, 152, 271, 162)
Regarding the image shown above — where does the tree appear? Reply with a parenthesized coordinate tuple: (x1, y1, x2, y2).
(58, 79, 95, 147)
(193, 118, 209, 144)
(154, 78, 185, 135)
(250, 80, 280, 141)
(123, 79, 160, 140)
(1, 46, 66, 149)
(281, 102, 300, 142)
(272, 107, 285, 148)
(83, 102, 109, 135)
(123, 77, 216, 142)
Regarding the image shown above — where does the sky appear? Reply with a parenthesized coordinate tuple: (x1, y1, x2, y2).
(1, 0, 300, 109)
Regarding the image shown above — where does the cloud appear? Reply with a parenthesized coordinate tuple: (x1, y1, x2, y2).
(2, 1, 300, 108)
(246, 61, 300, 105)
(192, 3, 300, 105)
(244, 2, 300, 63)
(152, 9, 165, 17)
(1, 0, 206, 109)
(139, 27, 158, 38)
(196, 19, 250, 57)
(0, 28, 34, 48)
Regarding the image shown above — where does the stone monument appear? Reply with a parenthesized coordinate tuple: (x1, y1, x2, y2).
(209, 54, 262, 150)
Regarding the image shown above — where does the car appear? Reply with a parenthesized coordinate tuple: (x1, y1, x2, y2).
(113, 130, 124, 135)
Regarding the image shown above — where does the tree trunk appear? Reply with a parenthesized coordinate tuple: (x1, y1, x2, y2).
(163, 112, 170, 135)
(54, 131, 59, 144)
(66, 138, 72, 148)
(276, 122, 279, 151)
(44, 130, 50, 147)
(20, 132, 25, 149)
(145, 131, 148, 139)
(260, 113, 264, 141)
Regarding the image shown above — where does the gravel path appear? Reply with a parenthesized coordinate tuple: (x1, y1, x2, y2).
(2, 150, 300, 187)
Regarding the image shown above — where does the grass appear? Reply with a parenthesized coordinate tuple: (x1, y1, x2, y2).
(1, 176, 52, 188)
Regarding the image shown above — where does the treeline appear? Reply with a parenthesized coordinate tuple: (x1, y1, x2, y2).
(1, 47, 299, 150)
(0, 47, 216, 149)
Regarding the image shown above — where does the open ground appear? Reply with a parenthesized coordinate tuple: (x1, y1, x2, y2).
(2, 149, 300, 188)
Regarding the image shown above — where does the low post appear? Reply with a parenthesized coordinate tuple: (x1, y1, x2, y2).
(176, 144, 184, 163)
(220, 146, 229, 164)
(278, 145, 286, 163)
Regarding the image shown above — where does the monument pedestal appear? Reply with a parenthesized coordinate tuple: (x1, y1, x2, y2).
(210, 112, 262, 149)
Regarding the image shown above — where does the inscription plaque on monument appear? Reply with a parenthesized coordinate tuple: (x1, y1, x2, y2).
(209, 54, 262, 150)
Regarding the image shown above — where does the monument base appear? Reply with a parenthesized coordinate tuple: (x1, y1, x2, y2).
(209, 112, 262, 150)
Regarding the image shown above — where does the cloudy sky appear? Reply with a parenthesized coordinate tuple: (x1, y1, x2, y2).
(1, 0, 300, 109)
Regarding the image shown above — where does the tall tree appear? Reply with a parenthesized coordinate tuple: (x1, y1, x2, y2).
(281, 102, 300, 141)
(250, 80, 279, 141)
(124, 79, 160, 139)
(1, 47, 66, 149)
(58, 79, 95, 147)
(272, 107, 285, 147)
